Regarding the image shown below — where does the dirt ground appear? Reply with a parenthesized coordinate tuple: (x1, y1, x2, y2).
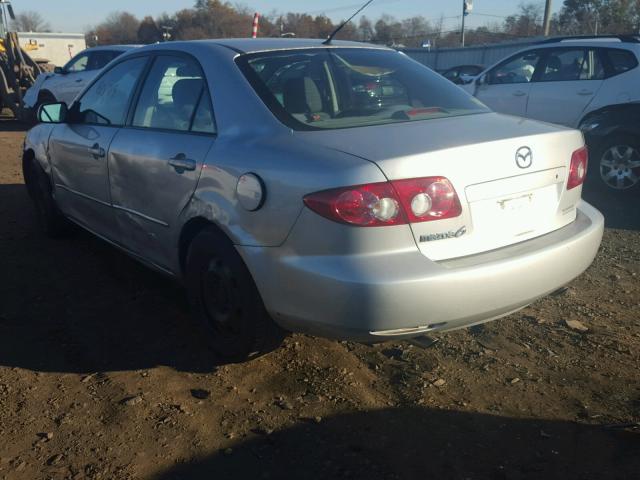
(0, 116, 638, 480)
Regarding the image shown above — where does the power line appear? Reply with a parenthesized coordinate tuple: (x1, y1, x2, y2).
(307, 0, 402, 16)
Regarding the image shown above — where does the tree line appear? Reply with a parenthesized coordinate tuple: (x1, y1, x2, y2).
(13, 0, 640, 49)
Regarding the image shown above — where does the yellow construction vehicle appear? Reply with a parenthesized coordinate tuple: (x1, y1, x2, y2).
(0, 0, 42, 118)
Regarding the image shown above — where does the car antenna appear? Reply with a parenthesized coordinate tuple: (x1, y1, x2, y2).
(323, 0, 376, 45)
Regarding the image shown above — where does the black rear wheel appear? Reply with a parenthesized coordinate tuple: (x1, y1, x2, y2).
(185, 227, 284, 362)
(590, 135, 640, 194)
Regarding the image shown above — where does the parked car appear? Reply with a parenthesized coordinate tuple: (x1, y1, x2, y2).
(21, 45, 138, 121)
(580, 102, 640, 193)
(441, 64, 484, 85)
(23, 39, 604, 362)
(464, 36, 640, 128)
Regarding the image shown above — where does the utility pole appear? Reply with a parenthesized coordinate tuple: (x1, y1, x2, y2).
(543, 0, 552, 36)
(461, 0, 472, 47)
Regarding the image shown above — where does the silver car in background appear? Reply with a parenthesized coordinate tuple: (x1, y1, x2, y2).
(23, 39, 604, 362)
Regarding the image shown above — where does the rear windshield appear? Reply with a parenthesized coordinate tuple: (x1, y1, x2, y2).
(236, 48, 489, 130)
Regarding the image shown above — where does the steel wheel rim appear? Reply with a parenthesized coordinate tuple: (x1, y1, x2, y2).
(201, 258, 242, 338)
(599, 144, 640, 190)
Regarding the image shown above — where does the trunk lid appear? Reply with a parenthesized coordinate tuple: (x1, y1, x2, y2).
(298, 112, 585, 260)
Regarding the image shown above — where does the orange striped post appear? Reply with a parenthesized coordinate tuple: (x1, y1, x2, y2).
(252, 13, 260, 38)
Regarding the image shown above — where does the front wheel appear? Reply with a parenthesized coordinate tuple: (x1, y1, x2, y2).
(185, 227, 284, 362)
(23, 159, 71, 237)
(590, 135, 640, 194)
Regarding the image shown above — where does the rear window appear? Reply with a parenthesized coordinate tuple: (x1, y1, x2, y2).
(237, 48, 488, 130)
(88, 50, 122, 71)
(605, 48, 638, 75)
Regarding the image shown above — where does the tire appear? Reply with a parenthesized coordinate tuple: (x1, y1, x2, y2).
(590, 134, 640, 194)
(185, 227, 285, 362)
(23, 159, 70, 237)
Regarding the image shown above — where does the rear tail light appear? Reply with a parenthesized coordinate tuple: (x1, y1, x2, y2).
(391, 177, 462, 222)
(303, 176, 462, 227)
(568, 146, 588, 190)
(303, 182, 406, 227)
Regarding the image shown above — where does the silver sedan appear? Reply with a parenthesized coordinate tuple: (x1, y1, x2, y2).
(23, 39, 604, 361)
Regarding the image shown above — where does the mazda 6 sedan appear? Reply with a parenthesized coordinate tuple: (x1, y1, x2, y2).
(23, 39, 604, 362)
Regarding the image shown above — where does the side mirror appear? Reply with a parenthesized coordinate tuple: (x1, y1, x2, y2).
(54, 66, 66, 75)
(38, 102, 68, 124)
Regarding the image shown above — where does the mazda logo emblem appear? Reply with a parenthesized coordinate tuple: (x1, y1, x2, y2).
(515, 146, 533, 169)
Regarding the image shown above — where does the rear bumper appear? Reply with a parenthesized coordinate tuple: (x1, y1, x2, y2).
(238, 201, 604, 342)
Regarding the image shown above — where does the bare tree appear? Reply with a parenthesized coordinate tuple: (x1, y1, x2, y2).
(358, 16, 374, 42)
(503, 3, 543, 38)
(95, 12, 140, 45)
(138, 16, 162, 44)
(11, 11, 50, 32)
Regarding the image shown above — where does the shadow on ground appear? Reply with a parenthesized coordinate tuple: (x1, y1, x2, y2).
(0, 115, 28, 132)
(152, 407, 640, 480)
(0, 183, 219, 373)
(582, 176, 639, 231)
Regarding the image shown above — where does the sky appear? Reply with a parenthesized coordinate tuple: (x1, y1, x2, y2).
(13, 0, 564, 33)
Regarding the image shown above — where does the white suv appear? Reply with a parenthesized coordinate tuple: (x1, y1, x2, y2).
(464, 36, 640, 128)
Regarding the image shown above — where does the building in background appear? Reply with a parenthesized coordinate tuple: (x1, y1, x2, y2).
(18, 32, 86, 66)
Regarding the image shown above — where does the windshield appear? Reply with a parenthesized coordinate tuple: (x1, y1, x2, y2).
(236, 48, 489, 130)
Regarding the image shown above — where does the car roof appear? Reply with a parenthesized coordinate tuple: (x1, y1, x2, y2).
(538, 35, 640, 45)
(444, 64, 483, 71)
(87, 45, 142, 52)
(530, 36, 640, 50)
(143, 38, 389, 55)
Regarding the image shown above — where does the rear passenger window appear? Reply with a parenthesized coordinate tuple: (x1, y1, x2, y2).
(87, 51, 120, 71)
(191, 90, 216, 134)
(133, 55, 214, 134)
(539, 48, 604, 82)
(606, 49, 639, 75)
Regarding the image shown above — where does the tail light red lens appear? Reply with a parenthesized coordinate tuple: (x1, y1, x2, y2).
(568, 146, 588, 190)
(303, 182, 405, 227)
(391, 177, 462, 222)
(303, 176, 462, 227)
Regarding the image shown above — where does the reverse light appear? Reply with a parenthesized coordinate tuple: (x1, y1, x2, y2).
(303, 176, 462, 227)
(392, 177, 462, 222)
(568, 146, 588, 190)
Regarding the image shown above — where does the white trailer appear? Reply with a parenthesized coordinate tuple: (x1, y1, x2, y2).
(18, 32, 86, 67)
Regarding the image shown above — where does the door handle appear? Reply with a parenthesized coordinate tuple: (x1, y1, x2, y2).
(513, 90, 527, 97)
(577, 89, 593, 96)
(88, 143, 105, 159)
(75, 79, 84, 83)
(168, 154, 196, 173)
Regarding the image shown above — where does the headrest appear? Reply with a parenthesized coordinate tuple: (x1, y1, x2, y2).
(172, 78, 203, 106)
(282, 77, 322, 114)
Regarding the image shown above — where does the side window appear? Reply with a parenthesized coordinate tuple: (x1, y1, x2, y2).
(75, 57, 147, 126)
(87, 51, 121, 71)
(191, 89, 216, 134)
(539, 48, 604, 82)
(487, 51, 541, 85)
(133, 55, 214, 133)
(65, 53, 89, 73)
(605, 48, 639, 76)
